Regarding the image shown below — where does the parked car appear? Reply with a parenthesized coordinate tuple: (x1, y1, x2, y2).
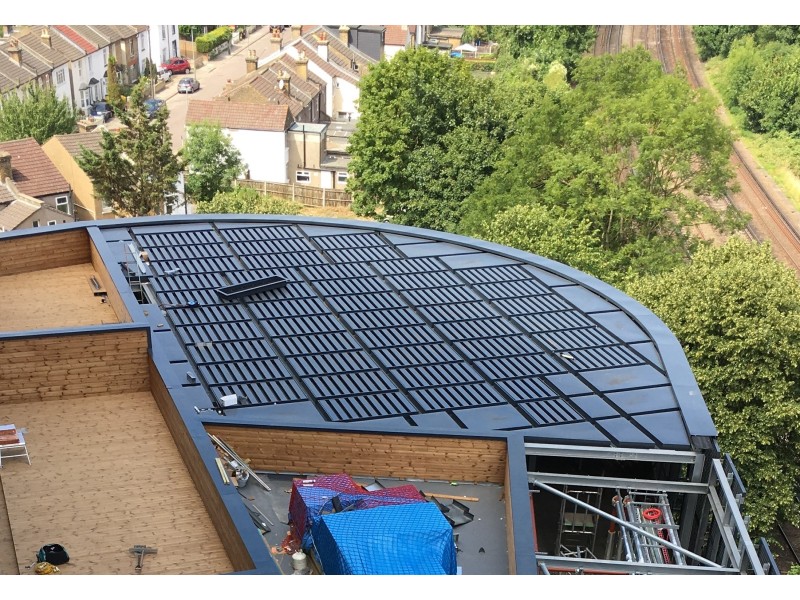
(161, 57, 191, 75)
(89, 101, 114, 122)
(177, 77, 200, 94)
(156, 67, 172, 83)
(144, 98, 166, 119)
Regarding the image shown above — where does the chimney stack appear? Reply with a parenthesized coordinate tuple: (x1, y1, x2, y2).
(295, 51, 308, 80)
(270, 27, 282, 54)
(8, 39, 22, 66)
(339, 25, 350, 47)
(0, 151, 12, 184)
(291, 25, 302, 41)
(317, 31, 329, 61)
(41, 27, 52, 48)
(278, 69, 291, 96)
(246, 49, 258, 73)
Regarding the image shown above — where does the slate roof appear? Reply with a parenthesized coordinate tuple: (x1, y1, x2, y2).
(0, 138, 70, 198)
(15, 26, 84, 67)
(186, 100, 291, 132)
(50, 131, 104, 159)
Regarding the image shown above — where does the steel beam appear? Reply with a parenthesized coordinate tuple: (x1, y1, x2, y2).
(535, 555, 739, 575)
(524, 443, 700, 464)
(527, 471, 708, 495)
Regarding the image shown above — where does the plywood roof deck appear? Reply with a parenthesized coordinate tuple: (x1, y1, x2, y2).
(0, 263, 118, 332)
(0, 391, 233, 575)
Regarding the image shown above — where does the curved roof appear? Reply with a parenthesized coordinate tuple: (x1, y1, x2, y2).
(96, 215, 715, 451)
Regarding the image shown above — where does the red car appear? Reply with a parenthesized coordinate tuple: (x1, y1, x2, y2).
(161, 57, 191, 75)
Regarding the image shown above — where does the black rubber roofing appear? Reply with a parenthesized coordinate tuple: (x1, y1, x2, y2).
(100, 217, 717, 450)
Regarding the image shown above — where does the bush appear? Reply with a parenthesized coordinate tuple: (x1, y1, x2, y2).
(195, 26, 233, 54)
(196, 186, 302, 215)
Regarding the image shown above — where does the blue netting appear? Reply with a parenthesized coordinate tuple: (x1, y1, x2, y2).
(288, 474, 425, 549)
(310, 502, 457, 575)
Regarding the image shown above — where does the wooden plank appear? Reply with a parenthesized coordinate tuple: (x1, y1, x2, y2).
(421, 492, 480, 502)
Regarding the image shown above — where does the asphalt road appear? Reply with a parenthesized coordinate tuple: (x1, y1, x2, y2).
(155, 27, 279, 153)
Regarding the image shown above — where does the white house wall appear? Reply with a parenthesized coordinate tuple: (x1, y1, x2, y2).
(226, 128, 287, 183)
(52, 64, 73, 106)
(333, 78, 360, 119)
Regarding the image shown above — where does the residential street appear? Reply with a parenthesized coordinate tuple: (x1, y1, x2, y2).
(154, 26, 277, 153)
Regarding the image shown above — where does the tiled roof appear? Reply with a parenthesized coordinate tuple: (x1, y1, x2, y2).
(288, 40, 359, 87)
(186, 100, 291, 132)
(384, 25, 413, 47)
(302, 26, 376, 74)
(0, 190, 40, 231)
(15, 26, 84, 67)
(51, 132, 104, 159)
(0, 138, 70, 199)
(52, 25, 97, 53)
(245, 54, 323, 119)
(68, 25, 109, 47)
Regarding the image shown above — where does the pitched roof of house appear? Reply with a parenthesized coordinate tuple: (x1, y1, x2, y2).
(50, 132, 104, 159)
(186, 100, 292, 132)
(384, 25, 413, 47)
(15, 26, 84, 68)
(301, 26, 376, 75)
(0, 39, 43, 92)
(0, 186, 41, 230)
(52, 25, 97, 53)
(0, 138, 71, 199)
(286, 39, 360, 87)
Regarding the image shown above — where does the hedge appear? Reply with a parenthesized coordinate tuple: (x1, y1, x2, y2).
(195, 26, 233, 54)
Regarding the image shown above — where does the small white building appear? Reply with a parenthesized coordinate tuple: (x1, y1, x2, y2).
(139, 25, 181, 71)
(185, 100, 292, 184)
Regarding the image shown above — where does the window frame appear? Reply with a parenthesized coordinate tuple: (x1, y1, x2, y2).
(55, 195, 70, 215)
(296, 170, 311, 184)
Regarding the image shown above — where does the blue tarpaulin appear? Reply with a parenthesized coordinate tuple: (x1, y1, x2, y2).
(311, 502, 458, 575)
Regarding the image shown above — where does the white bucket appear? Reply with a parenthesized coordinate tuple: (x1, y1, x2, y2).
(291, 551, 308, 572)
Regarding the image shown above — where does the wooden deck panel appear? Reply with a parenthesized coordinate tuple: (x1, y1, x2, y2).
(0, 392, 234, 575)
(0, 263, 118, 332)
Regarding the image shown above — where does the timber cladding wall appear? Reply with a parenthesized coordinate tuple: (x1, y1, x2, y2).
(148, 359, 252, 572)
(0, 229, 90, 277)
(89, 238, 131, 323)
(0, 328, 149, 404)
(205, 425, 508, 484)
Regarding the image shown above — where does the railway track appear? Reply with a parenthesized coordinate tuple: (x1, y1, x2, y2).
(598, 25, 800, 269)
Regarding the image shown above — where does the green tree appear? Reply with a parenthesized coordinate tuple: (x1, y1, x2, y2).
(627, 239, 800, 535)
(106, 55, 123, 110)
(736, 42, 800, 134)
(692, 26, 757, 61)
(348, 47, 502, 231)
(483, 204, 611, 281)
(79, 81, 181, 217)
(182, 121, 246, 203)
(0, 84, 76, 144)
(461, 47, 745, 280)
(492, 26, 596, 76)
(195, 186, 301, 215)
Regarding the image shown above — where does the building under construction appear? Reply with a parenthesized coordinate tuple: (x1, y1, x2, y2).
(0, 216, 779, 575)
